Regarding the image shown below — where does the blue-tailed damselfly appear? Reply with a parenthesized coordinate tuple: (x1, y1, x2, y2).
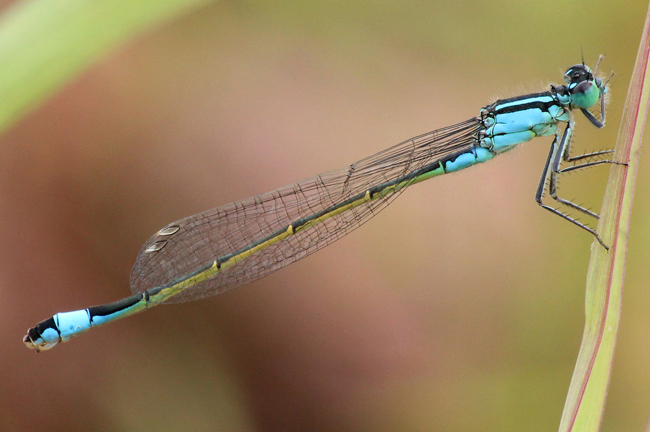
(24, 58, 623, 352)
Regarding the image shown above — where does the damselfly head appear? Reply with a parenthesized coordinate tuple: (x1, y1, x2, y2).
(564, 64, 594, 86)
(564, 64, 603, 110)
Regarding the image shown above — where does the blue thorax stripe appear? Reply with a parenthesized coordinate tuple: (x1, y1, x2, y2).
(493, 91, 560, 114)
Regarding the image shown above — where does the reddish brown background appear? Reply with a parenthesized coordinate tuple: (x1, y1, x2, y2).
(1, 1, 649, 431)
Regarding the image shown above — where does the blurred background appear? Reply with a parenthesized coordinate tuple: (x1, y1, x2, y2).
(1, 0, 649, 431)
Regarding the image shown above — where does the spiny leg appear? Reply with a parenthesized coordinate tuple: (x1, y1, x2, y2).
(550, 122, 604, 217)
(563, 149, 613, 163)
(554, 116, 626, 214)
(535, 123, 609, 249)
(555, 156, 628, 218)
(560, 115, 610, 162)
(560, 159, 627, 174)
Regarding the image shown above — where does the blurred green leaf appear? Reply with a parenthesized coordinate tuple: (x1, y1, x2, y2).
(0, 0, 214, 134)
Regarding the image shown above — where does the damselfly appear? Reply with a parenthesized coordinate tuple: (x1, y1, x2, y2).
(24, 58, 622, 352)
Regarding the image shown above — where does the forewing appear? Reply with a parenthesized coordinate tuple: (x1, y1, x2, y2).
(130, 119, 479, 302)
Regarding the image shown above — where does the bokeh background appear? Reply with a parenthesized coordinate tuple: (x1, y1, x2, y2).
(2, 1, 649, 431)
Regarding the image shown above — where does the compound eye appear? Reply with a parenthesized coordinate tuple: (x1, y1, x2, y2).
(571, 80, 592, 95)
